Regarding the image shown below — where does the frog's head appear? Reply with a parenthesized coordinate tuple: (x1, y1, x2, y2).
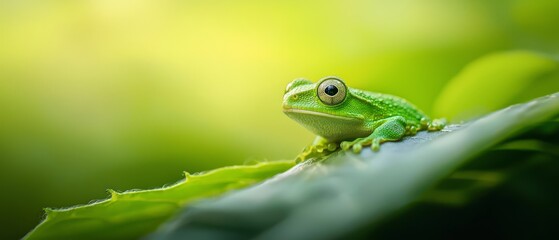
(283, 76, 348, 109)
(282, 77, 367, 142)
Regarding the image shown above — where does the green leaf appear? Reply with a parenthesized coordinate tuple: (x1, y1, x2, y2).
(433, 50, 559, 121)
(148, 93, 559, 240)
(369, 122, 559, 239)
(24, 160, 294, 240)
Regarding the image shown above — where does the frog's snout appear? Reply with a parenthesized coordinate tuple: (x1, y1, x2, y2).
(282, 102, 292, 111)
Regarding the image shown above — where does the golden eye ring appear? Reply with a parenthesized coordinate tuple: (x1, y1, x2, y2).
(317, 77, 347, 105)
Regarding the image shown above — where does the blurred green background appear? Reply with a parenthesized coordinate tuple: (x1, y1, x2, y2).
(1, 0, 558, 238)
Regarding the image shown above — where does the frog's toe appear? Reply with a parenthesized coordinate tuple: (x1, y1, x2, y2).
(340, 141, 352, 151)
(371, 138, 381, 151)
(327, 143, 338, 151)
(428, 118, 447, 131)
(311, 143, 330, 153)
(296, 142, 340, 162)
(352, 143, 362, 153)
(408, 125, 418, 135)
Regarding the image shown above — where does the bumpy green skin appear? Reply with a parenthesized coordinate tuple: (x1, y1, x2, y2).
(283, 77, 445, 161)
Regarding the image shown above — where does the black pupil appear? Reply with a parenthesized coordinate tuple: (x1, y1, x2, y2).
(325, 85, 338, 96)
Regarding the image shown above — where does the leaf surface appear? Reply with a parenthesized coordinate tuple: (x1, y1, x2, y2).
(149, 93, 559, 240)
(24, 160, 294, 240)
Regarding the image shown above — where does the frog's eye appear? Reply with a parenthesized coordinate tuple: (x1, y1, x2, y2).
(317, 77, 347, 105)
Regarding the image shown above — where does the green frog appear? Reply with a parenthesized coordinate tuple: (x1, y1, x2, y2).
(283, 76, 445, 161)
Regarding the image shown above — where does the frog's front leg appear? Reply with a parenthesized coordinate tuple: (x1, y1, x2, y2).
(296, 136, 338, 162)
(340, 116, 407, 153)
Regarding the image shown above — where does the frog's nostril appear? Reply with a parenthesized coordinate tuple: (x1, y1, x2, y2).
(292, 94, 299, 100)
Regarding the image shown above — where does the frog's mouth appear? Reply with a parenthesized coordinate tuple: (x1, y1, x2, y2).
(282, 108, 359, 121)
(282, 107, 368, 142)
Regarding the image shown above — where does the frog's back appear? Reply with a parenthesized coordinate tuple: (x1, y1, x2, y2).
(349, 88, 428, 124)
